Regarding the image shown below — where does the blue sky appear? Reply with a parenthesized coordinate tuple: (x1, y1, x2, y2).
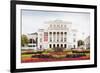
(22, 9, 90, 39)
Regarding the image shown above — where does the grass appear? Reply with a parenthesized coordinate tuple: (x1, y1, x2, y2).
(21, 54, 32, 58)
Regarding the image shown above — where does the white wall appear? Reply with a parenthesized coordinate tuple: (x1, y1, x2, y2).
(0, 0, 99, 73)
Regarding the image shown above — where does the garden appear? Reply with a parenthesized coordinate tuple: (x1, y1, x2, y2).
(21, 48, 90, 63)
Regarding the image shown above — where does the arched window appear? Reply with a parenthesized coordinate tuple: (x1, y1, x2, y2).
(64, 25, 66, 29)
(64, 32, 67, 35)
(61, 32, 63, 34)
(57, 25, 59, 29)
(54, 24, 56, 28)
(53, 32, 56, 34)
(57, 32, 59, 34)
(49, 32, 52, 34)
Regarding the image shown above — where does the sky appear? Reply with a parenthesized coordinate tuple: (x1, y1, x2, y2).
(22, 9, 90, 40)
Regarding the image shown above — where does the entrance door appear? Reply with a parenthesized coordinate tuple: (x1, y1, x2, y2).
(57, 44, 59, 48)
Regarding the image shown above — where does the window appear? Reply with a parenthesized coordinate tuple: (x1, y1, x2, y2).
(57, 25, 59, 28)
(64, 32, 67, 35)
(44, 32, 48, 35)
(73, 39, 76, 42)
(28, 45, 32, 47)
(50, 37, 52, 42)
(61, 32, 63, 34)
(40, 45, 42, 49)
(49, 32, 52, 34)
(29, 39, 32, 43)
(73, 45, 75, 48)
(50, 24, 52, 28)
(33, 45, 35, 47)
(61, 38, 63, 42)
(40, 38, 42, 42)
(61, 25, 63, 29)
(57, 32, 59, 34)
(53, 37, 55, 42)
(64, 25, 66, 29)
(64, 38, 66, 42)
(53, 32, 56, 34)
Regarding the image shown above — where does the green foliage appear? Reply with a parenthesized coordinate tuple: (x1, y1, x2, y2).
(77, 40, 85, 47)
(21, 34, 29, 46)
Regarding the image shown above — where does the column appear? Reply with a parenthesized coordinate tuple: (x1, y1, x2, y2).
(56, 32, 57, 42)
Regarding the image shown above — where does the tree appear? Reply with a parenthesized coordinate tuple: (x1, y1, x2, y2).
(77, 40, 84, 47)
(21, 34, 29, 47)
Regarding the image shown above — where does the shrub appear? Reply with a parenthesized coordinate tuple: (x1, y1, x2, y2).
(66, 53, 86, 58)
(32, 54, 52, 58)
(72, 50, 90, 53)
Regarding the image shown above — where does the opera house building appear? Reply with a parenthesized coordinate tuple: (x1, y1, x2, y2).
(27, 20, 78, 50)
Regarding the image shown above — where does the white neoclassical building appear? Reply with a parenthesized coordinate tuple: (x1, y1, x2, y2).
(35, 20, 77, 50)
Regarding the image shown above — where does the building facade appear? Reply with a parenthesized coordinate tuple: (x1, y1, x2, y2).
(36, 20, 77, 50)
(27, 33, 38, 50)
